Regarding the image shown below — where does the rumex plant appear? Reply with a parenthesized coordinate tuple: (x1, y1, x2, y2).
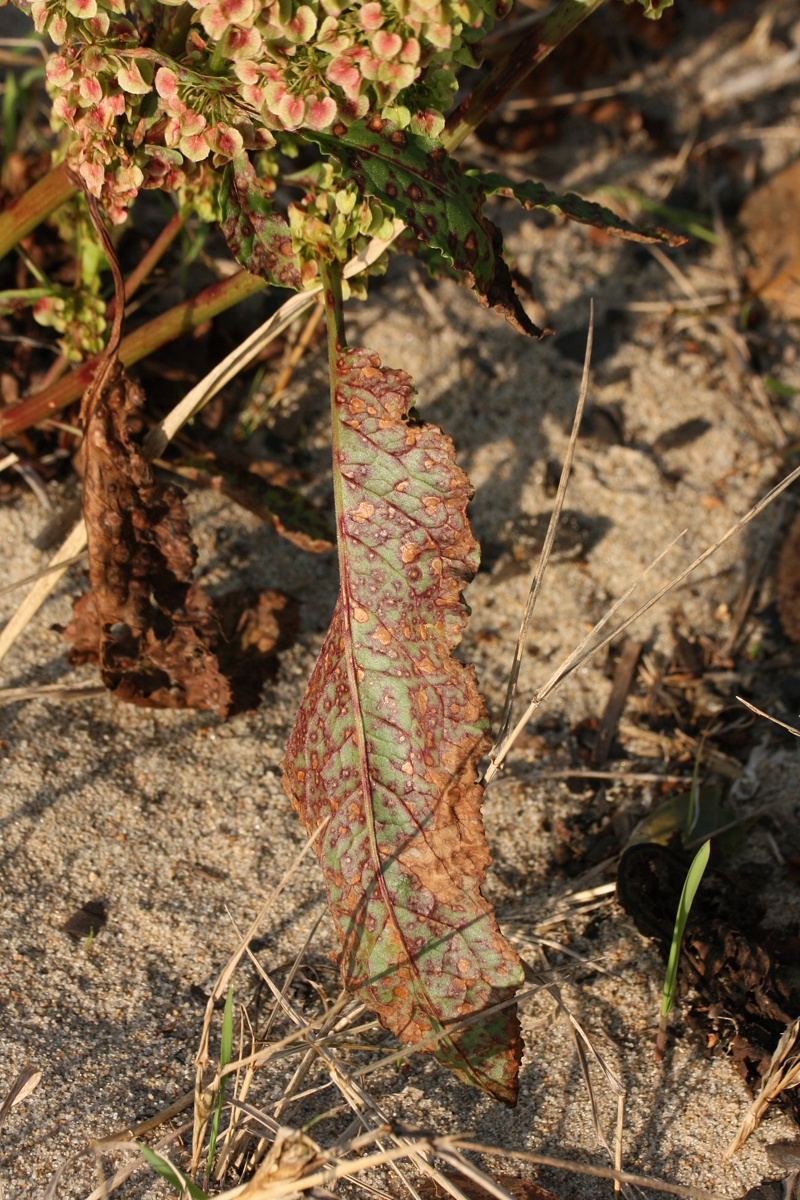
(2, 0, 678, 1103)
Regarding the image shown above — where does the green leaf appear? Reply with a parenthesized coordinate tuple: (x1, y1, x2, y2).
(283, 342, 524, 1103)
(661, 839, 710, 1019)
(207, 984, 234, 1175)
(477, 173, 687, 247)
(309, 117, 545, 338)
(220, 155, 303, 290)
(138, 1145, 209, 1199)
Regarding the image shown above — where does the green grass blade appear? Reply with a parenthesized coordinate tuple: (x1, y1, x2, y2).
(206, 984, 234, 1176)
(138, 1145, 210, 1199)
(657, 839, 710, 1057)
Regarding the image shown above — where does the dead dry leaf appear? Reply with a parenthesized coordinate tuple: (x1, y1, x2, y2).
(740, 159, 800, 319)
(776, 510, 800, 643)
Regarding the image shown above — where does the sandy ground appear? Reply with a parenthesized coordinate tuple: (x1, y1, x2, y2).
(3, 1, 800, 1197)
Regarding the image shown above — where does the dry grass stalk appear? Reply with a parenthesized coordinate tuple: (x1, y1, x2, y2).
(494, 304, 594, 751)
(485, 459, 800, 784)
(726, 1016, 800, 1157)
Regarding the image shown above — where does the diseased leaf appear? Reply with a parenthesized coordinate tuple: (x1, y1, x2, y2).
(310, 117, 544, 338)
(220, 155, 303, 289)
(283, 345, 523, 1103)
(477, 172, 688, 247)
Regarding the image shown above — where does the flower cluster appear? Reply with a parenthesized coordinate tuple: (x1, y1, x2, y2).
(14, 0, 505, 224)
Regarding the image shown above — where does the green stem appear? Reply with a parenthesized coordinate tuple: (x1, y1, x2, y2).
(320, 257, 346, 355)
(442, 0, 609, 153)
(0, 161, 76, 260)
(320, 257, 347, 565)
(0, 268, 265, 438)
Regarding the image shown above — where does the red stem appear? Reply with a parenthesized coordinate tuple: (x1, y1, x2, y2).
(0, 269, 266, 438)
(0, 161, 76, 260)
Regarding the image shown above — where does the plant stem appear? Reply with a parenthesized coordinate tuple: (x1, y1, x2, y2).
(0, 268, 266, 438)
(442, 0, 609, 153)
(0, 161, 75, 260)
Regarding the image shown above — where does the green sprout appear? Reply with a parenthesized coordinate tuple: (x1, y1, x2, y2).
(656, 839, 711, 1060)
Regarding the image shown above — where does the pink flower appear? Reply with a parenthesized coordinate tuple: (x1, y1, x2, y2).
(209, 122, 244, 157)
(46, 56, 74, 88)
(285, 4, 316, 42)
(372, 30, 402, 59)
(117, 61, 152, 95)
(225, 25, 262, 58)
(277, 91, 305, 129)
(327, 56, 361, 101)
(411, 107, 443, 136)
(234, 59, 259, 85)
(115, 163, 143, 191)
(242, 81, 265, 109)
(401, 37, 420, 64)
(377, 60, 416, 89)
(180, 131, 211, 161)
(29, 1, 48, 33)
(78, 160, 105, 197)
(48, 13, 68, 42)
(86, 12, 110, 34)
(155, 67, 179, 101)
(52, 95, 77, 124)
(305, 94, 337, 130)
(78, 76, 103, 105)
(317, 15, 348, 52)
(65, 0, 97, 18)
(359, 3, 383, 31)
(425, 22, 452, 48)
(180, 109, 207, 138)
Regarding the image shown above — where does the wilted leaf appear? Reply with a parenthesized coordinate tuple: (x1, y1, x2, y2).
(310, 117, 544, 338)
(63, 584, 299, 714)
(777, 511, 800, 643)
(283, 345, 523, 1103)
(220, 155, 303, 290)
(79, 358, 233, 716)
(213, 586, 299, 713)
(477, 172, 687, 246)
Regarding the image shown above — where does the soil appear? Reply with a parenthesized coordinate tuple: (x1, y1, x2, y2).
(2, 1, 800, 1198)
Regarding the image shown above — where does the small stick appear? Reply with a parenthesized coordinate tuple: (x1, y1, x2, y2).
(591, 638, 642, 767)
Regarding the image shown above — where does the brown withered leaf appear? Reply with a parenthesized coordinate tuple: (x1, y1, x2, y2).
(62, 584, 299, 714)
(213, 586, 299, 713)
(776, 510, 800, 643)
(740, 159, 800, 319)
(71, 185, 253, 717)
(161, 453, 334, 552)
(79, 358, 232, 716)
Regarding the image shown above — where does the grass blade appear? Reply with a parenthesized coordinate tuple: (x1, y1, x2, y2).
(656, 839, 711, 1059)
(206, 984, 235, 1177)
